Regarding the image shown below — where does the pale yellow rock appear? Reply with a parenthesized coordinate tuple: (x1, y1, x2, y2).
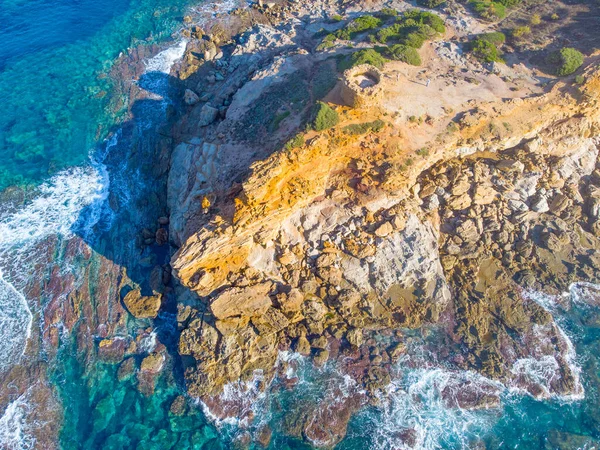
(210, 282, 274, 319)
(375, 222, 394, 237)
(122, 289, 162, 319)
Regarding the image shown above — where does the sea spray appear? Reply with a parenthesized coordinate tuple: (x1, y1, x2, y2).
(0, 390, 36, 450)
(0, 165, 107, 369)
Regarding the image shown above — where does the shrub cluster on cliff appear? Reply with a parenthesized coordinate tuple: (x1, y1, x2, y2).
(325, 9, 444, 70)
(468, 32, 506, 63)
(547, 47, 584, 76)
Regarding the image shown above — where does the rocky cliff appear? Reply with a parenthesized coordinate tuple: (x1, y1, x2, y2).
(164, 1, 600, 446)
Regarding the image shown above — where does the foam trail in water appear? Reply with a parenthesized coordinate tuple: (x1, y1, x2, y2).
(0, 167, 106, 252)
(0, 391, 36, 450)
(0, 271, 33, 372)
(0, 165, 107, 369)
(369, 369, 500, 450)
(141, 39, 187, 104)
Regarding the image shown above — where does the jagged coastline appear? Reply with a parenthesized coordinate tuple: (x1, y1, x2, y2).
(154, 0, 600, 446)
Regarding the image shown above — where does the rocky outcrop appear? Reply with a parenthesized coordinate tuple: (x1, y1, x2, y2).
(170, 60, 600, 415)
(160, 1, 600, 444)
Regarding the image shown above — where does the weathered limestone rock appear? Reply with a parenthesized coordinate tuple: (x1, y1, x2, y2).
(210, 282, 274, 319)
(184, 89, 200, 105)
(198, 104, 219, 127)
(122, 289, 162, 319)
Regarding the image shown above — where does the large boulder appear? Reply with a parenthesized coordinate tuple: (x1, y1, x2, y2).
(122, 289, 162, 319)
(198, 104, 219, 127)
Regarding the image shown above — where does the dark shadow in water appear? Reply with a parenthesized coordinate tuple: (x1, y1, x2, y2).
(71, 69, 195, 388)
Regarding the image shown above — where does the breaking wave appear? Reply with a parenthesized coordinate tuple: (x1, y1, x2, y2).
(0, 391, 36, 450)
(0, 36, 188, 373)
(364, 369, 501, 450)
(0, 164, 107, 370)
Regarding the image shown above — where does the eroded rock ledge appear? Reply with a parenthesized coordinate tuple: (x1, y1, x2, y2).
(165, 2, 600, 446)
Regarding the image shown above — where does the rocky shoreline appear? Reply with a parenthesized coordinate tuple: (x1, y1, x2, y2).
(160, 0, 600, 446)
(2, 0, 600, 448)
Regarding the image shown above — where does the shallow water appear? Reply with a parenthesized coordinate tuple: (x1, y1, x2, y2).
(0, 0, 191, 189)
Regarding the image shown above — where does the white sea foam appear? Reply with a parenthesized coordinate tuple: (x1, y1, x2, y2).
(138, 331, 158, 354)
(0, 165, 107, 370)
(568, 281, 600, 309)
(369, 369, 501, 450)
(0, 168, 106, 252)
(198, 370, 268, 428)
(194, 0, 246, 17)
(0, 271, 33, 372)
(142, 39, 188, 104)
(144, 39, 188, 75)
(0, 32, 190, 374)
(0, 392, 36, 450)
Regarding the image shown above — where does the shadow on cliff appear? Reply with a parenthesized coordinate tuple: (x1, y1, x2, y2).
(70, 69, 200, 384)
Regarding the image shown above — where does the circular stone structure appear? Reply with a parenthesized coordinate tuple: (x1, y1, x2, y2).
(340, 64, 384, 108)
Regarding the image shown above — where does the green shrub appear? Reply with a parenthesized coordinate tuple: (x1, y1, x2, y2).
(378, 8, 398, 18)
(375, 24, 404, 43)
(317, 33, 337, 51)
(469, 0, 506, 20)
(547, 47, 584, 76)
(403, 10, 446, 33)
(478, 31, 506, 45)
(285, 134, 305, 150)
(387, 44, 422, 65)
(310, 102, 340, 131)
(512, 26, 531, 39)
(269, 111, 290, 132)
(343, 120, 386, 135)
(346, 15, 382, 35)
(496, 0, 520, 6)
(402, 29, 430, 48)
(470, 38, 501, 62)
(330, 14, 343, 22)
(530, 13, 541, 25)
(575, 75, 585, 84)
(338, 48, 388, 71)
(416, 147, 429, 157)
(373, 11, 444, 46)
(417, 0, 446, 8)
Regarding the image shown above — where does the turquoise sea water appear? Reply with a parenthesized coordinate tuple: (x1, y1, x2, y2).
(0, 0, 190, 189)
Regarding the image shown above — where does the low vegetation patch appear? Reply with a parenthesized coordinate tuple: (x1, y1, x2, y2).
(468, 0, 507, 21)
(511, 25, 531, 40)
(468, 33, 505, 63)
(547, 47, 584, 76)
(334, 15, 383, 40)
(343, 120, 386, 135)
(337, 48, 387, 71)
(309, 102, 340, 131)
(416, 0, 446, 9)
(284, 134, 305, 150)
(386, 44, 422, 65)
(328, 9, 444, 71)
(269, 111, 291, 132)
